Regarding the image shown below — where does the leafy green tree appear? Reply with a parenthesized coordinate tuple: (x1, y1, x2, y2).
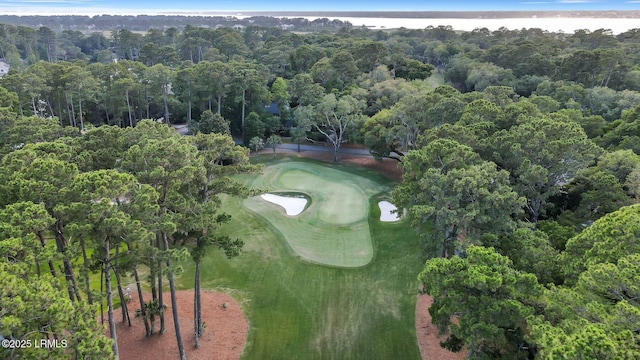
(393, 139, 524, 257)
(180, 133, 253, 347)
(112, 75, 138, 127)
(0, 115, 78, 156)
(304, 94, 365, 162)
(597, 105, 640, 154)
(536, 220, 577, 252)
(555, 167, 632, 228)
(243, 111, 265, 145)
(531, 253, 640, 359)
(189, 110, 230, 135)
(37, 26, 57, 62)
(60, 61, 98, 131)
(5, 61, 54, 117)
(287, 73, 325, 107)
(63, 169, 150, 357)
(595, 149, 640, 187)
(193, 61, 232, 114)
(0, 201, 56, 278)
(419, 246, 542, 358)
(350, 40, 389, 73)
(72, 125, 126, 171)
(562, 203, 640, 284)
(384, 85, 465, 155)
(266, 134, 282, 158)
(145, 64, 174, 125)
(534, 80, 587, 109)
(556, 49, 626, 88)
(361, 109, 403, 161)
(122, 133, 202, 360)
(550, 109, 607, 139)
(112, 28, 142, 60)
(310, 57, 335, 89)
(214, 30, 249, 60)
(330, 50, 359, 90)
(172, 62, 196, 123)
(289, 124, 308, 153)
(625, 165, 640, 200)
(354, 67, 419, 116)
(179, 35, 210, 63)
(493, 228, 562, 285)
(0, 145, 82, 301)
(0, 262, 115, 360)
(394, 58, 434, 80)
(531, 317, 638, 360)
(465, 62, 516, 91)
(489, 116, 602, 223)
(230, 61, 269, 136)
(0, 85, 19, 114)
(249, 136, 264, 153)
(270, 77, 289, 119)
(289, 44, 325, 73)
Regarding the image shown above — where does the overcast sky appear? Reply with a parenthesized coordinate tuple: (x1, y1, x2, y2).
(1, 0, 639, 16)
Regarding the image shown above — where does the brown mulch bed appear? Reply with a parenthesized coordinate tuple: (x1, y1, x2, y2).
(416, 294, 466, 360)
(102, 290, 248, 360)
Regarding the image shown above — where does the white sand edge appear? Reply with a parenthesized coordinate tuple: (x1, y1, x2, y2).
(378, 201, 400, 222)
(261, 193, 307, 216)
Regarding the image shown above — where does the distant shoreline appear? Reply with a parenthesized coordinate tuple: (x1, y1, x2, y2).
(2, 10, 640, 19)
(1, 12, 638, 34)
(171, 10, 640, 19)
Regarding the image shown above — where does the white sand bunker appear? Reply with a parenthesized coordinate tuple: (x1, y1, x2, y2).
(261, 193, 308, 216)
(378, 201, 400, 222)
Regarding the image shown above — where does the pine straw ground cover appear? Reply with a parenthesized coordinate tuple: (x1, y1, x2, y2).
(104, 290, 247, 360)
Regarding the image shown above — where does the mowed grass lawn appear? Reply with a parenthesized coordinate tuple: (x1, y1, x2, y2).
(243, 161, 386, 267)
(175, 155, 425, 360)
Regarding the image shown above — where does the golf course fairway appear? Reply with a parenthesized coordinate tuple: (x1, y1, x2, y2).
(176, 156, 425, 360)
(243, 161, 386, 267)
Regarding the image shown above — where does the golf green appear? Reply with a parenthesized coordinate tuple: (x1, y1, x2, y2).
(176, 156, 424, 360)
(242, 161, 387, 267)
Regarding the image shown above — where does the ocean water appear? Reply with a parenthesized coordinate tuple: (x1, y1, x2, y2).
(296, 16, 639, 34)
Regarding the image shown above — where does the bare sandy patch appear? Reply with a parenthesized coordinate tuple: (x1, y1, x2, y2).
(260, 193, 307, 216)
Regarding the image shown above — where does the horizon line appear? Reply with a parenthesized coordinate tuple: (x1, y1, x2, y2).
(3, 9, 640, 17)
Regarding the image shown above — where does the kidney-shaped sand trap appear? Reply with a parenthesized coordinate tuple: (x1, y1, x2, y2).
(260, 193, 308, 216)
(378, 201, 400, 222)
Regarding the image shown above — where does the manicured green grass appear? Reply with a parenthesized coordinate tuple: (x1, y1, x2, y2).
(243, 161, 386, 267)
(174, 155, 425, 360)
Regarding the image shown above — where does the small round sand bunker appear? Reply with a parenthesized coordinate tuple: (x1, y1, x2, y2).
(261, 193, 308, 216)
(378, 201, 400, 222)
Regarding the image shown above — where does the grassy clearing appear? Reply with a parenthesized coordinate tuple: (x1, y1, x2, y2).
(174, 155, 425, 360)
(243, 161, 385, 267)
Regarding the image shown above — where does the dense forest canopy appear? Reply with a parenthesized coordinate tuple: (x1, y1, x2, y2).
(0, 15, 352, 32)
(1, 17, 640, 359)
